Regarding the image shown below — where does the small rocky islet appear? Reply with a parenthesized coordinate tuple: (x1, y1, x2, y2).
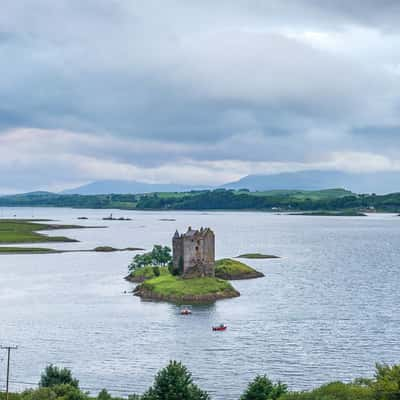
(128, 227, 270, 303)
(236, 253, 280, 259)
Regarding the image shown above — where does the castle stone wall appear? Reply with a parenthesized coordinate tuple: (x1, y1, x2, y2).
(172, 227, 215, 278)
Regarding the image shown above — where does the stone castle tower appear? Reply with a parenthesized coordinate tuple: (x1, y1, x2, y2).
(172, 227, 215, 278)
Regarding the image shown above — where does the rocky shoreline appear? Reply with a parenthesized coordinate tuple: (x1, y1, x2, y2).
(125, 274, 147, 283)
(133, 286, 240, 303)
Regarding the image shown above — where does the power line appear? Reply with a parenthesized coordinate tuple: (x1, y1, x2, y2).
(0, 346, 18, 400)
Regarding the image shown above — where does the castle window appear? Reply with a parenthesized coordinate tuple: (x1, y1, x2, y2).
(195, 246, 199, 251)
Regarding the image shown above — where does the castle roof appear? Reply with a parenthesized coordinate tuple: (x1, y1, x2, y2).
(174, 226, 213, 239)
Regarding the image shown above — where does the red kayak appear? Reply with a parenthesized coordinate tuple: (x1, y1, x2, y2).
(212, 324, 227, 331)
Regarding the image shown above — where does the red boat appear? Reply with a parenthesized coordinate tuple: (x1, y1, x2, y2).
(212, 324, 227, 331)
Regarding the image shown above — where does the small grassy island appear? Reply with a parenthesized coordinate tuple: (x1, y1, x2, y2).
(93, 246, 144, 252)
(127, 258, 265, 284)
(214, 258, 264, 280)
(290, 210, 367, 216)
(134, 274, 239, 303)
(126, 241, 245, 303)
(126, 228, 269, 303)
(236, 253, 279, 259)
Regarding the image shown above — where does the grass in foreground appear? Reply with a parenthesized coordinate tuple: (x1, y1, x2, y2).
(0, 219, 81, 244)
(236, 253, 279, 259)
(139, 274, 237, 297)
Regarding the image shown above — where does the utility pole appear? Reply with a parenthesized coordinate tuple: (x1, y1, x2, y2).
(1, 346, 18, 400)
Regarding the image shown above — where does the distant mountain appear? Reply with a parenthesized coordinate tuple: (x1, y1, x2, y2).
(223, 170, 400, 194)
(0, 191, 57, 198)
(61, 180, 207, 195)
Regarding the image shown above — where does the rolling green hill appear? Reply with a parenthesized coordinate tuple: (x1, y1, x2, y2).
(1, 188, 400, 212)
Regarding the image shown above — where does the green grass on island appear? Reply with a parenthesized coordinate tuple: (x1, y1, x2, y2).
(0, 219, 83, 244)
(135, 274, 240, 302)
(93, 246, 144, 252)
(126, 266, 169, 282)
(214, 258, 264, 280)
(0, 247, 61, 254)
(236, 253, 279, 259)
(0, 219, 128, 254)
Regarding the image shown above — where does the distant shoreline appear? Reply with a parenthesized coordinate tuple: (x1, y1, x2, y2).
(0, 188, 396, 213)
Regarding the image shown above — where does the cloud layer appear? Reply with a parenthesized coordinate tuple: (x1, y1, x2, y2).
(1, 1, 400, 192)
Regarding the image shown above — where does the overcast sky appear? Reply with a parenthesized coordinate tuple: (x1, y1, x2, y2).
(1, 0, 400, 193)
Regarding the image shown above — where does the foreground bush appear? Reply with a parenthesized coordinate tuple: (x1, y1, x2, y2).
(142, 361, 209, 400)
(21, 384, 87, 400)
(282, 382, 373, 400)
(241, 375, 287, 400)
(39, 365, 79, 388)
(5, 361, 400, 400)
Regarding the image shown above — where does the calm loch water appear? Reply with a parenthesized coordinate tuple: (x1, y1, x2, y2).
(0, 208, 399, 399)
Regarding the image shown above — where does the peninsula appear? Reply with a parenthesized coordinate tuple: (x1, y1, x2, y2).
(0, 219, 83, 245)
(0, 219, 141, 254)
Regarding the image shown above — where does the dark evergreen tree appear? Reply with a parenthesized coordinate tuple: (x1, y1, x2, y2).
(241, 375, 287, 400)
(142, 361, 209, 400)
(39, 365, 79, 388)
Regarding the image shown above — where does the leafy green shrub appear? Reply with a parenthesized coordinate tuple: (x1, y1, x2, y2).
(129, 245, 172, 272)
(97, 389, 112, 400)
(371, 363, 400, 400)
(281, 382, 373, 400)
(241, 375, 287, 400)
(153, 266, 161, 277)
(142, 360, 209, 400)
(51, 384, 87, 400)
(39, 365, 79, 388)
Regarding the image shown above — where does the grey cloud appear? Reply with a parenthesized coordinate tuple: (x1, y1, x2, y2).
(1, 1, 400, 190)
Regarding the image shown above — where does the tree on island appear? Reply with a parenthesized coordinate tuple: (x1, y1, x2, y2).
(142, 361, 209, 400)
(151, 245, 172, 266)
(129, 245, 172, 272)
